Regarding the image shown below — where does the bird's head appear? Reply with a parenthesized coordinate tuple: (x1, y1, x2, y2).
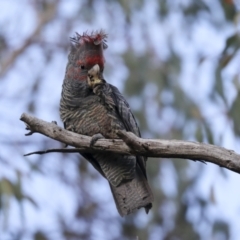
(65, 30, 107, 82)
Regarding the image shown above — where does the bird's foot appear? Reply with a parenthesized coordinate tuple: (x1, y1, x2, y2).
(90, 133, 104, 147)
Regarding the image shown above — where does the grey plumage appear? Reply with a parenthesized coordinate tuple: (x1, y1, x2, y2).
(60, 31, 153, 216)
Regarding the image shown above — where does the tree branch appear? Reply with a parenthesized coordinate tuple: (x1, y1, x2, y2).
(20, 113, 240, 174)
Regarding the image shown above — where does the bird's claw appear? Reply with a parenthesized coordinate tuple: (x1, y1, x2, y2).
(90, 133, 104, 147)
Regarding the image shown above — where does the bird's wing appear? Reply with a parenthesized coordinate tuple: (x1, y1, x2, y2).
(106, 84, 148, 179)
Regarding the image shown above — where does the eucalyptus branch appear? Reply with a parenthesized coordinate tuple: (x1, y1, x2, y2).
(20, 113, 240, 174)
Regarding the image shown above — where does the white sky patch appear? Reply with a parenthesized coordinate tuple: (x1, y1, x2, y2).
(159, 160, 177, 197)
(58, 0, 83, 18)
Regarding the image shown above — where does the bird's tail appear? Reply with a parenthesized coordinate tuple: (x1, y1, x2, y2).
(109, 164, 153, 216)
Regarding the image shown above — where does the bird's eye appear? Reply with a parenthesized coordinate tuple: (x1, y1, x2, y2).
(81, 65, 85, 69)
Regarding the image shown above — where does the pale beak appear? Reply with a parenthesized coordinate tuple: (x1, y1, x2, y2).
(87, 64, 104, 87)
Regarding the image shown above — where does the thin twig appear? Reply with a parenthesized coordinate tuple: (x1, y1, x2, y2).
(24, 148, 82, 156)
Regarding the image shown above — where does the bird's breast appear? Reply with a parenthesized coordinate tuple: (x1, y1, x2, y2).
(62, 94, 123, 138)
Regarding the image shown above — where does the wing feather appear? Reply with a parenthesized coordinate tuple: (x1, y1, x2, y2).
(107, 84, 148, 179)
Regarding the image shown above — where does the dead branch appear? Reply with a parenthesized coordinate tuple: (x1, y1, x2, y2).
(20, 113, 240, 174)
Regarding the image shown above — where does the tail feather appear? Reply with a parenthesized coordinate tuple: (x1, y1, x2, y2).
(109, 164, 153, 216)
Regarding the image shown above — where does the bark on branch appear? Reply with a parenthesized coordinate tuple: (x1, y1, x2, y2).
(20, 113, 240, 174)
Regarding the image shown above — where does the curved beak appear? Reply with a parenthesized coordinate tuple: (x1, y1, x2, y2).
(87, 64, 105, 88)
